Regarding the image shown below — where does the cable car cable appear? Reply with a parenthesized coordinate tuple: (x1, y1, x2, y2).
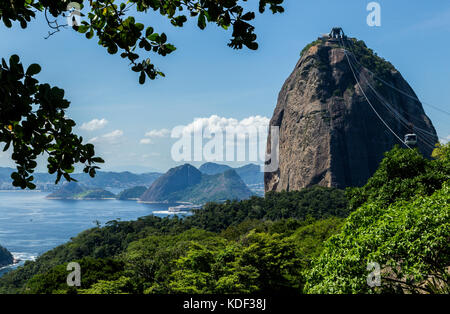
(339, 38, 412, 149)
(341, 41, 450, 116)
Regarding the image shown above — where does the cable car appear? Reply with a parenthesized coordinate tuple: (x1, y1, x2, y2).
(404, 133, 417, 146)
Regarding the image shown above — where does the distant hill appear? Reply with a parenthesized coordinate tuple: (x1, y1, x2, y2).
(235, 164, 263, 186)
(0, 167, 161, 191)
(140, 164, 253, 203)
(140, 164, 202, 202)
(198, 163, 232, 175)
(116, 186, 147, 200)
(198, 163, 264, 195)
(46, 182, 115, 200)
(0, 245, 13, 267)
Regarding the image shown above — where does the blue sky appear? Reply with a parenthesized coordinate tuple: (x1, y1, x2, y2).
(0, 0, 449, 173)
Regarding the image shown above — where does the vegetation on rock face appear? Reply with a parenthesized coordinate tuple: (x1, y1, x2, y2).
(300, 39, 322, 57)
(346, 38, 396, 81)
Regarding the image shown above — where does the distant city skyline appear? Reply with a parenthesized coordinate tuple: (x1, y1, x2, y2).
(0, 0, 449, 173)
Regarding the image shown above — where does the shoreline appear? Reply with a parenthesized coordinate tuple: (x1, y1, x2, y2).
(0, 258, 21, 271)
(46, 197, 117, 200)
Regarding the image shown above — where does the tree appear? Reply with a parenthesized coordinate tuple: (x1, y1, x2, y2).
(305, 146, 450, 294)
(304, 182, 450, 294)
(346, 145, 448, 210)
(0, 0, 285, 188)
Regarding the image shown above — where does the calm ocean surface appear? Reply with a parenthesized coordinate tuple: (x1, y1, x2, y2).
(0, 191, 185, 277)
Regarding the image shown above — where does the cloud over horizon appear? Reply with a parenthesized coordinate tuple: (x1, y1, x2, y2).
(140, 128, 170, 145)
(89, 129, 124, 144)
(440, 134, 450, 144)
(177, 115, 270, 138)
(80, 118, 108, 131)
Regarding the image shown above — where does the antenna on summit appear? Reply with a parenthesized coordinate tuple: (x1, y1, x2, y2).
(329, 27, 346, 39)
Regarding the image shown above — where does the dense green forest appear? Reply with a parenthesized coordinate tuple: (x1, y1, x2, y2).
(0, 145, 448, 294)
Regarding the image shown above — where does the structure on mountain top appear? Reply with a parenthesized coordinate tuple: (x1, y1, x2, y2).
(329, 27, 345, 39)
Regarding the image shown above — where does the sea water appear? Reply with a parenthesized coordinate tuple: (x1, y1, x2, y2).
(0, 191, 187, 277)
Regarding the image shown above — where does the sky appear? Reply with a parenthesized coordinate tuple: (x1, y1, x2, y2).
(0, 0, 449, 173)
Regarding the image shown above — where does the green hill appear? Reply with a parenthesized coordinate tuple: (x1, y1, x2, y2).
(116, 186, 147, 200)
(198, 163, 263, 185)
(140, 164, 253, 203)
(46, 182, 115, 200)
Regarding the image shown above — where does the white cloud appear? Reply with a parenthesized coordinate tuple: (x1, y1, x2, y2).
(80, 118, 108, 131)
(170, 115, 270, 163)
(144, 128, 170, 138)
(439, 135, 450, 144)
(139, 138, 153, 145)
(89, 129, 124, 144)
(177, 115, 270, 139)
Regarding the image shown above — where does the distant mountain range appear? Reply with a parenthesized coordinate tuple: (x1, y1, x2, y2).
(0, 167, 161, 191)
(0, 163, 264, 197)
(47, 164, 254, 204)
(140, 164, 253, 204)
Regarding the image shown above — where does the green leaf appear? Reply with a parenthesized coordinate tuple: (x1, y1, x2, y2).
(145, 27, 154, 38)
(77, 25, 89, 33)
(147, 33, 159, 42)
(198, 12, 206, 30)
(139, 71, 146, 84)
(26, 63, 41, 76)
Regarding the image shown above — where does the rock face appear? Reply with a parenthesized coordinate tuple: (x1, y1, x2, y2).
(0, 245, 13, 267)
(265, 36, 438, 191)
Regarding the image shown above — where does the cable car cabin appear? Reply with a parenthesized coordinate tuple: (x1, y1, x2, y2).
(404, 133, 417, 146)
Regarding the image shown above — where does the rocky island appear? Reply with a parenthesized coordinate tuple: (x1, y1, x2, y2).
(0, 245, 14, 268)
(46, 182, 116, 200)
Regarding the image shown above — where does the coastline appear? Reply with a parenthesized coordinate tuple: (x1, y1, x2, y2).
(0, 257, 22, 271)
(46, 197, 117, 200)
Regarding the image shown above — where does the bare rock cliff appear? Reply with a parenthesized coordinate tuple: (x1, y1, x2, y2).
(265, 36, 438, 191)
